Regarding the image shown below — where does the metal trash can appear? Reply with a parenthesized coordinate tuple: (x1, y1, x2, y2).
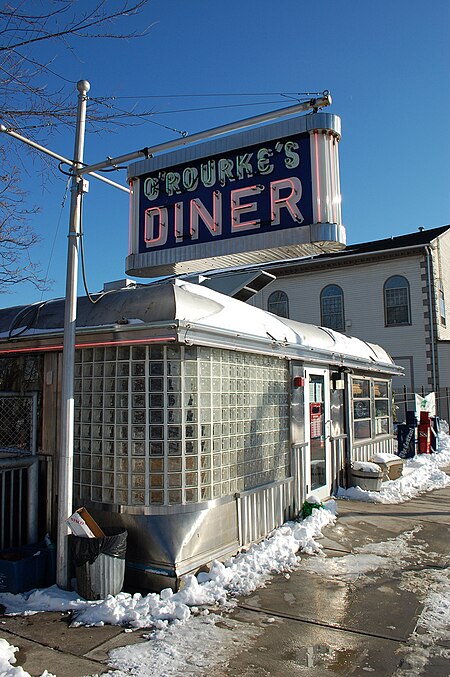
(349, 462, 383, 492)
(70, 527, 127, 600)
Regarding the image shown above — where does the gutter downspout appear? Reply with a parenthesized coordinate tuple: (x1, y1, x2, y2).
(425, 246, 437, 392)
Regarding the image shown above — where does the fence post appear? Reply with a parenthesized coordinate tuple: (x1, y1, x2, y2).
(27, 459, 39, 544)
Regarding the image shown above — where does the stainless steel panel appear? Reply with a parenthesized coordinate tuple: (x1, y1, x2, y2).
(88, 497, 239, 579)
(331, 436, 347, 494)
(126, 223, 346, 278)
(330, 385, 345, 437)
(292, 444, 308, 515)
(236, 479, 294, 545)
(290, 363, 305, 445)
(129, 113, 342, 179)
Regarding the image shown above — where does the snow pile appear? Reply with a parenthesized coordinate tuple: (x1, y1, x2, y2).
(305, 493, 322, 504)
(0, 638, 55, 677)
(395, 569, 450, 676)
(338, 428, 450, 503)
(299, 527, 421, 581)
(370, 452, 402, 462)
(104, 613, 262, 677)
(0, 500, 336, 630)
(352, 460, 382, 474)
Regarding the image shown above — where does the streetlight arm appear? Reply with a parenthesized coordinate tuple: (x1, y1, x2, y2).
(0, 123, 129, 193)
(76, 93, 332, 176)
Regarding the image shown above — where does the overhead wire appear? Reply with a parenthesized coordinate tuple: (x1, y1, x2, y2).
(40, 176, 71, 302)
(89, 92, 322, 136)
(96, 90, 324, 100)
(79, 192, 106, 305)
(89, 96, 188, 136)
(91, 98, 303, 117)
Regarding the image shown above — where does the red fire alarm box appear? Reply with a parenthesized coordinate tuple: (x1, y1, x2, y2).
(293, 376, 305, 388)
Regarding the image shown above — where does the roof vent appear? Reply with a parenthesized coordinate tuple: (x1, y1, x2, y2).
(196, 270, 276, 301)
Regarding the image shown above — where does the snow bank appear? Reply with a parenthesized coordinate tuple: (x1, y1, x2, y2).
(338, 428, 450, 503)
(0, 500, 336, 630)
(395, 568, 450, 676)
(0, 638, 55, 677)
(370, 452, 402, 463)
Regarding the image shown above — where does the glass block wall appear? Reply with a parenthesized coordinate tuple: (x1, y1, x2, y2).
(73, 344, 290, 506)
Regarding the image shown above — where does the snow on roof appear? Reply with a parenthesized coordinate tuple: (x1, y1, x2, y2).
(173, 280, 397, 366)
(0, 279, 397, 369)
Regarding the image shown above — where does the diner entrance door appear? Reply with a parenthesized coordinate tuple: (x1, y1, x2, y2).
(305, 367, 331, 501)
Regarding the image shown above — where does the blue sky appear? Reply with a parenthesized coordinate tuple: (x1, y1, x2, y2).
(3, 0, 449, 308)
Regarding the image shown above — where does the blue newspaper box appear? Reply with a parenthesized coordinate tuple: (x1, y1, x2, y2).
(397, 424, 416, 458)
(0, 543, 54, 594)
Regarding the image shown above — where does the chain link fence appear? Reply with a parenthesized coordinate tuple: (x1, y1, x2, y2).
(393, 386, 450, 424)
(0, 393, 37, 453)
(0, 393, 38, 547)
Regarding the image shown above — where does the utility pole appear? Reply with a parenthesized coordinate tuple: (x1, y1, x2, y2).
(56, 80, 90, 589)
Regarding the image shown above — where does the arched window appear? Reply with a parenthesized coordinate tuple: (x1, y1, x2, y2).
(384, 276, 411, 326)
(268, 290, 289, 318)
(320, 284, 345, 331)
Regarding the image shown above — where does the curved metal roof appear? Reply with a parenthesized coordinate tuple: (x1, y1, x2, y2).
(0, 279, 398, 371)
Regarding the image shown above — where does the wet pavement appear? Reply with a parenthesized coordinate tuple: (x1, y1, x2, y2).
(1, 474, 449, 677)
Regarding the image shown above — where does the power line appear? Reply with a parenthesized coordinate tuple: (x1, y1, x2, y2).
(88, 95, 317, 134)
(95, 91, 324, 100)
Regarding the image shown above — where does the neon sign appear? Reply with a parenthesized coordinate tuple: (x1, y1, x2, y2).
(127, 113, 344, 276)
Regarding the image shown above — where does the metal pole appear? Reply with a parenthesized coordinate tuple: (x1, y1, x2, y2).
(0, 124, 129, 193)
(56, 80, 90, 590)
(76, 93, 332, 176)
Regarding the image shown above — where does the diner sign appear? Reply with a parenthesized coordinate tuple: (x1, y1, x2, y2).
(126, 112, 345, 276)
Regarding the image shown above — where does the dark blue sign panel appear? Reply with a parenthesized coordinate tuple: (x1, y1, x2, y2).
(137, 132, 312, 254)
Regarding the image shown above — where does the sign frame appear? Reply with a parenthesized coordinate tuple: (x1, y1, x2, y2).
(127, 112, 345, 277)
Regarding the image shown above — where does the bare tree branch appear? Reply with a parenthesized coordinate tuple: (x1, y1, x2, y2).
(0, 1, 151, 50)
(0, 0, 152, 292)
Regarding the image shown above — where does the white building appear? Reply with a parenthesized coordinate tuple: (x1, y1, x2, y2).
(200, 225, 450, 421)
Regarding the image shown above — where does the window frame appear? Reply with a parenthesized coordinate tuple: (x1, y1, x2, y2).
(351, 376, 392, 442)
(320, 284, 345, 332)
(384, 275, 411, 327)
(267, 290, 289, 318)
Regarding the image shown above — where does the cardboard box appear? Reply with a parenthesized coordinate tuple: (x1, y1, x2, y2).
(66, 507, 105, 538)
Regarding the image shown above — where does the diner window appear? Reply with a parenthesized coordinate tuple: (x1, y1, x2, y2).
(384, 275, 411, 326)
(374, 380, 390, 435)
(320, 284, 345, 331)
(352, 378, 371, 440)
(268, 290, 289, 318)
(352, 377, 391, 441)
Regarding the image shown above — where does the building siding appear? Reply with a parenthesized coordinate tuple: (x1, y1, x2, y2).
(434, 230, 450, 342)
(252, 254, 432, 392)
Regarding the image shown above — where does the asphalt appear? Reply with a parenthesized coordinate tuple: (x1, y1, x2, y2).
(1, 473, 449, 677)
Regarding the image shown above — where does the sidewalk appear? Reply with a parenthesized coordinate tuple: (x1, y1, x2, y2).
(1, 474, 449, 677)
